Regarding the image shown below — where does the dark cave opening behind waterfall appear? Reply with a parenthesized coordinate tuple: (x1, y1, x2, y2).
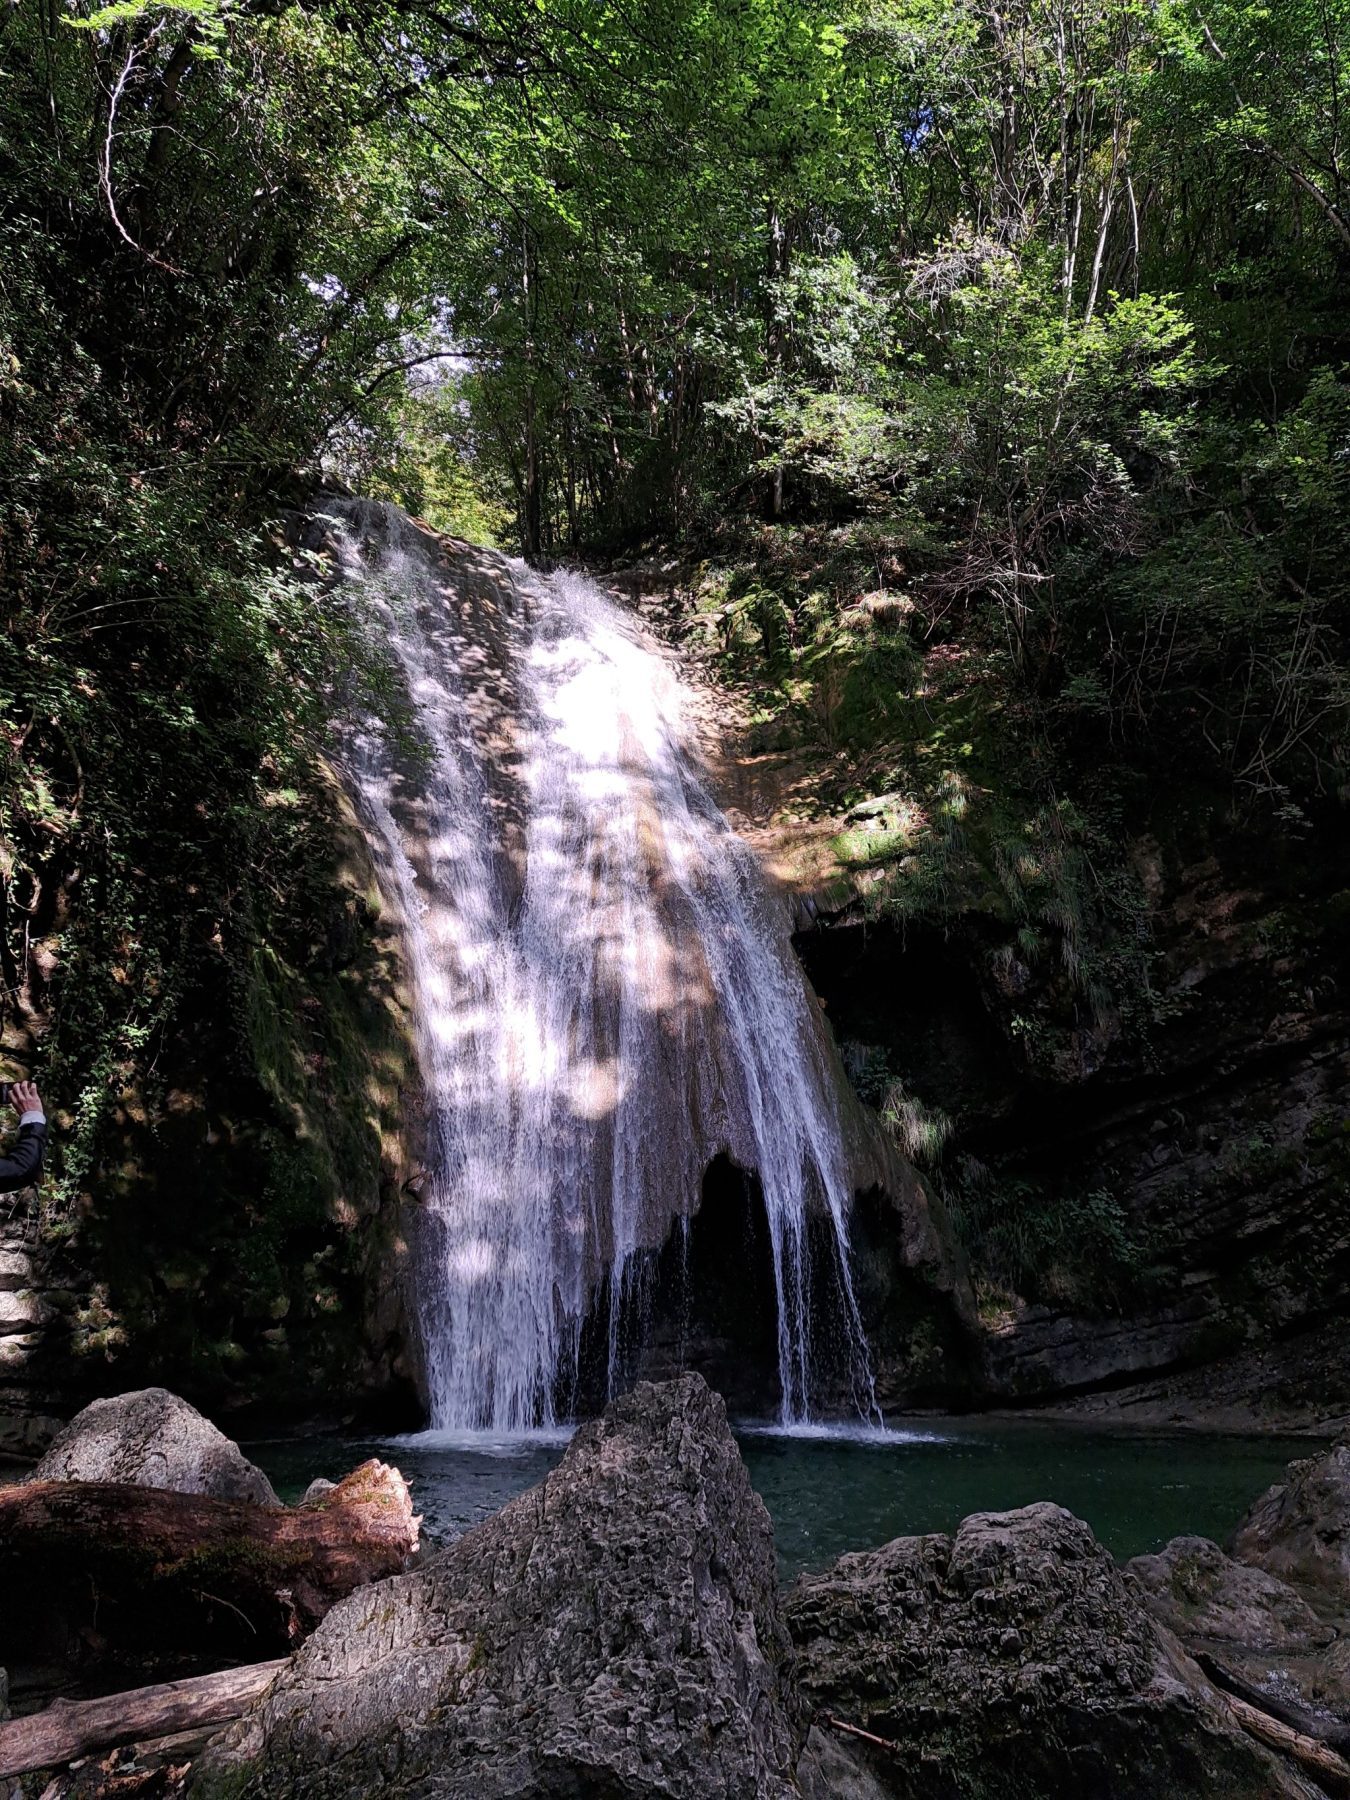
(569, 1153, 880, 1420)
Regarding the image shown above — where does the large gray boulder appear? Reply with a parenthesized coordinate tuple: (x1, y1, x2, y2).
(1128, 1534, 1349, 1743)
(1128, 1535, 1334, 1653)
(787, 1503, 1314, 1798)
(30, 1388, 279, 1508)
(1231, 1443, 1350, 1611)
(192, 1374, 800, 1799)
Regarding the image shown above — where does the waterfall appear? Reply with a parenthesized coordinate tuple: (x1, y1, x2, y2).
(321, 499, 878, 1432)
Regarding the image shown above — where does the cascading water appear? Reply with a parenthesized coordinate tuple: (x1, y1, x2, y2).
(321, 498, 879, 1433)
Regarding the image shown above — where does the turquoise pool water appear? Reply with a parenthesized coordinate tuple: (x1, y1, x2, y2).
(249, 1415, 1315, 1578)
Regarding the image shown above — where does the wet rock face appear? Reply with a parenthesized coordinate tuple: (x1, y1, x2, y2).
(1232, 1444, 1350, 1612)
(192, 1374, 801, 1800)
(786, 1502, 1305, 1799)
(30, 1388, 279, 1508)
(0, 1212, 80, 1448)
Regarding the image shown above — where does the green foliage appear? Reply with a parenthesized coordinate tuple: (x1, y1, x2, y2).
(948, 1164, 1157, 1314)
(3, 0, 1350, 1355)
(901, 257, 1209, 667)
(361, 383, 513, 546)
(0, 0, 426, 1395)
(70, 0, 226, 46)
(358, 0, 1349, 818)
(879, 1082, 953, 1167)
(706, 255, 907, 509)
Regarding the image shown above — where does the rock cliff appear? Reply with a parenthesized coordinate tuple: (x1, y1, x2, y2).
(795, 820, 1350, 1427)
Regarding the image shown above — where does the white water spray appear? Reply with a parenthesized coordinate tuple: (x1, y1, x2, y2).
(323, 499, 878, 1432)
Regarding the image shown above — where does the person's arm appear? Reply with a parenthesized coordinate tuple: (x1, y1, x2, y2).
(0, 1081, 46, 1194)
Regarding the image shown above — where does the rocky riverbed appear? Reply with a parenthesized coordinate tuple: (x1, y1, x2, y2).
(4, 1376, 1350, 1796)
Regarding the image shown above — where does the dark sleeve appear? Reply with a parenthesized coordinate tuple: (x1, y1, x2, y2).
(0, 1122, 46, 1194)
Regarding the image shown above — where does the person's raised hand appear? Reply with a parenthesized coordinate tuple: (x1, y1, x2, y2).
(10, 1081, 41, 1118)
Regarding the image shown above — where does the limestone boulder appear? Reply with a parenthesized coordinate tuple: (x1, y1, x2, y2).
(1128, 1524, 1350, 1747)
(31, 1388, 279, 1508)
(786, 1502, 1314, 1798)
(1231, 1443, 1350, 1612)
(192, 1373, 800, 1800)
(1128, 1535, 1333, 1653)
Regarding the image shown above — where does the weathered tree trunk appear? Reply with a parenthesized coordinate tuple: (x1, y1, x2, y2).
(1225, 1693, 1350, 1796)
(0, 1661, 288, 1781)
(764, 201, 789, 519)
(523, 383, 543, 561)
(0, 1459, 417, 1671)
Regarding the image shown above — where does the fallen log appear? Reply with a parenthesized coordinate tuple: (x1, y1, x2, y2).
(824, 1715, 900, 1754)
(1225, 1692, 1350, 1797)
(0, 1459, 418, 1669)
(1194, 1647, 1350, 1754)
(0, 1661, 287, 1781)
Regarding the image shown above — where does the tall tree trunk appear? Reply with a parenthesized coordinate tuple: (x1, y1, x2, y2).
(523, 384, 542, 561)
(521, 225, 543, 560)
(765, 201, 789, 518)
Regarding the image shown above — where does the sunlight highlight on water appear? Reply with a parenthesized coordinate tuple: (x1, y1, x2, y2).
(382, 1425, 578, 1460)
(736, 1420, 949, 1446)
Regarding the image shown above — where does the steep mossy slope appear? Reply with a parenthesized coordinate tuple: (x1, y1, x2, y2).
(615, 530, 1350, 1426)
(0, 15, 435, 1437)
(2, 760, 422, 1436)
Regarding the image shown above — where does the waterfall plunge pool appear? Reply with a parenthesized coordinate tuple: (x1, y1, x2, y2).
(247, 1418, 1316, 1580)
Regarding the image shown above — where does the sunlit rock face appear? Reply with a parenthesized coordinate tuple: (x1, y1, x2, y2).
(29, 1386, 279, 1506)
(315, 500, 936, 1432)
